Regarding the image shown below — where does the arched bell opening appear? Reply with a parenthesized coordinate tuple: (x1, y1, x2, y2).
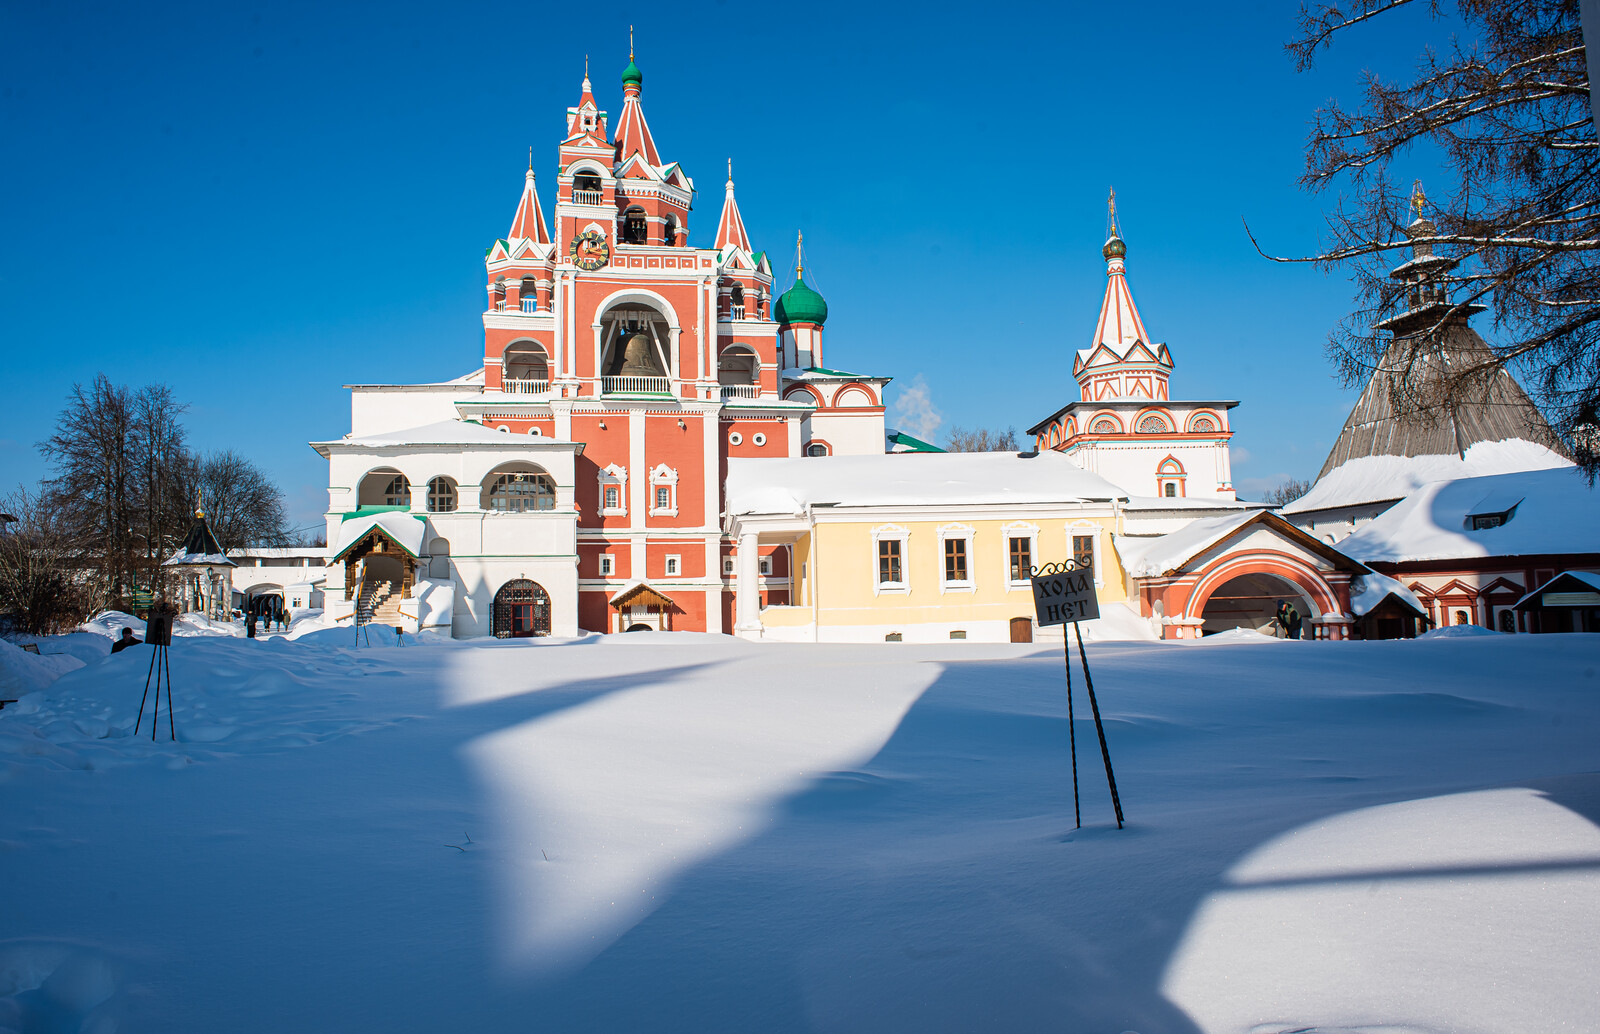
(503, 341, 550, 391)
(620, 206, 648, 244)
(1196, 572, 1320, 638)
(599, 304, 671, 385)
(718, 345, 759, 388)
(492, 579, 551, 638)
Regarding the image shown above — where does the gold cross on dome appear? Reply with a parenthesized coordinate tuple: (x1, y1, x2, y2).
(1107, 186, 1120, 238)
(1411, 179, 1427, 218)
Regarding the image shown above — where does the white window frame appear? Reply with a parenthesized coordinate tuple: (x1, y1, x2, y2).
(938, 522, 976, 594)
(722, 556, 735, 576)
(665, 554, 680, 577)
(1001, 520, 1040, 589)
(597, 463, 628, 516)
(871, 524, 910, 596)
(1067, 521, 1103, 588)
(648, 463, 678, 517)
(758, 556, 772, 576)
(599, 554, 614, 576)
(752, 432, 767, 447)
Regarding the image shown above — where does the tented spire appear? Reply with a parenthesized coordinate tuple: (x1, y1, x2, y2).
(613, 53, 660, 166)
(1091, 229, 1153, 356)
(508, 160, 550, 244)
(715, 159, 751, 252)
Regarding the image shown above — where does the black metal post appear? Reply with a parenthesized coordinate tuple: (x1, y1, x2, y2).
(136, 645, 157, 735)
(1062, 631, 1080, 829)
(1075, 622, 1123, 828)
(164, 644, 175, 741)
(150, 645, 161, 742)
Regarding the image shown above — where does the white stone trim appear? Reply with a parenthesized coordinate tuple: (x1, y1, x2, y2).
(649, 463, 679, 517)
(598, 462, 627, 516)
(1001, 520, 1041, 587)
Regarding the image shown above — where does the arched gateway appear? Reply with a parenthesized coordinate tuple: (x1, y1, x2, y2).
(492, 579, 551, 638)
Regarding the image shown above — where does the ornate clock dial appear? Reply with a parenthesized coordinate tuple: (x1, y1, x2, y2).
(569, 230, 610, 271)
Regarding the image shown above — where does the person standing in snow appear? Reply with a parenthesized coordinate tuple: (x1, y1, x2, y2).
(1275, 601, 1291, 638)
(110, 628, 141, 654)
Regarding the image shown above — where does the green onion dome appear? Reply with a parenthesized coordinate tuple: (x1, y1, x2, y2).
(1102, 235, 1126, 260)
(622, 59, 643, 86)
(775, 276, 828, 326)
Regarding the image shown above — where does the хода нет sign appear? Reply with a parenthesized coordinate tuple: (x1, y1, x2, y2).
(1032, 568, 1100, 626)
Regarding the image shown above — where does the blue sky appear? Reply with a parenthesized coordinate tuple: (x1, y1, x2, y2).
(1, 0, 1463, 533)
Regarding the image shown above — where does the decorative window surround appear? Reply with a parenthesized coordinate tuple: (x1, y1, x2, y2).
(599, 555, 614, 576)
(871, 524, 909, 595)
(1068, 522, 1103, 587)
(1001, 520, 1040, 587)
(648, 463, 679, 516)
(665, 554, 680, 576)
(938, 522, 976, 594)
(598, 463, 628, 516)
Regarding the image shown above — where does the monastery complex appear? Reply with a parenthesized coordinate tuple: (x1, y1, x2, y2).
(304, 55, 1599, 643)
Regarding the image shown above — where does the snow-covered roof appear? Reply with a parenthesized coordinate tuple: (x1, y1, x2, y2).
(163, 516, 235, 568)
(1123, 494, 1251, 512)
(782, 367, 887, 383)
(1116, 510, 1365, 579)
(1338, 467, 1600, 564)
(1514, 570, 1600, 608)
(330, 511, 427, 562)
(1350, 572, 1428, 618)
(1283, 438, 1573, 514)
(725, 451, 1127, 517)
(313, 419, 576, 450)
(1116, 511, 1259, 578)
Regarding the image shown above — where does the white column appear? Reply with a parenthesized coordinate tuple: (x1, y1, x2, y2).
(735, 529, 761, 636)
(551, 272, 565, 375)
(629, 408, 646, 578)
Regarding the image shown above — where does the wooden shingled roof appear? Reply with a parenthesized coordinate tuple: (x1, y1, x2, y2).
(1315, 323, 1567, 481)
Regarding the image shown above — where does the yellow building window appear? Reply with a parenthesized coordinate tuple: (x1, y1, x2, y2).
(1008, 537, 1031, 581)
(878, 540, 902, 584)
(944, 539, 968, 583)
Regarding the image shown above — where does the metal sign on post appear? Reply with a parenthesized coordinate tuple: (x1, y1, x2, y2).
(1031, 561, 1124, 830)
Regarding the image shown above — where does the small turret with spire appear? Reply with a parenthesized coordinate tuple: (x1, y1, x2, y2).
(1376, 180, 1484, 337)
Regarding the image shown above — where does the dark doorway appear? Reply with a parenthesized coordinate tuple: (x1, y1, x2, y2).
(493, 579, 551, 638)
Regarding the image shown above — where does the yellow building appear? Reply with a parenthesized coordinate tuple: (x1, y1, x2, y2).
(725, 451, 1137, 643)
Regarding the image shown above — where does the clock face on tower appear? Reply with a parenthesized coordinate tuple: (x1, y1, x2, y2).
(569, 230, 610, 271)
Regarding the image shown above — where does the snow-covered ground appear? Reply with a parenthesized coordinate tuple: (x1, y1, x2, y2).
(1, 628, 1597, 1033)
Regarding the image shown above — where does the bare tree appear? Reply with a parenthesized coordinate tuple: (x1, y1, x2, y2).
(39, 375, 137, 601)
(1260, 0, 1600, 472)
(945, 426, 1020, 452)
(182, 450, 290, 551)
(1261, 477, 1315, 506)
(0, 486, 105, 634)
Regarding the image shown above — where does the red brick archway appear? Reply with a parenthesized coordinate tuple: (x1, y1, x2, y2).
(1188, 553, 1341, 619)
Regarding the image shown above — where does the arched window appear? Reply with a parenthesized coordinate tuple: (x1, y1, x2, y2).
(572, 170, 602, 200)
(484, 470, 557, 512)
(621, 207, 648, 244)
(730, 284, 745, 319)
(426, 477, 458, 513)
(718, 345, 759, 389)
(1164, 483, 1177, 497)
(503, 342, 550, 389)
(1190, 414, 1219, 433)
(806, 443, 830, 457)
(519, 276, 538, 313)
(383, 475, 410, 507)
(1090, 416, 1120, 435)
(1137, 413, 1171, 434)
(664, 213, 678, 245)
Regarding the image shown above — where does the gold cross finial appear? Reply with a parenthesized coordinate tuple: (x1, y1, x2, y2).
(584, 54, 589, 79)
(195, 488, 204, 519)
(1107, 185, 1120, 238)
(630, 25, 634, 60)
(796, 231, 804, 277)
(727, 157, 733, 181)
(528, 146, 533, 170)
(1411, 179, 1427, 218)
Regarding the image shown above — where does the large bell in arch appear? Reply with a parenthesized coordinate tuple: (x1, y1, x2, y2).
(618, 330, 665, 377)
